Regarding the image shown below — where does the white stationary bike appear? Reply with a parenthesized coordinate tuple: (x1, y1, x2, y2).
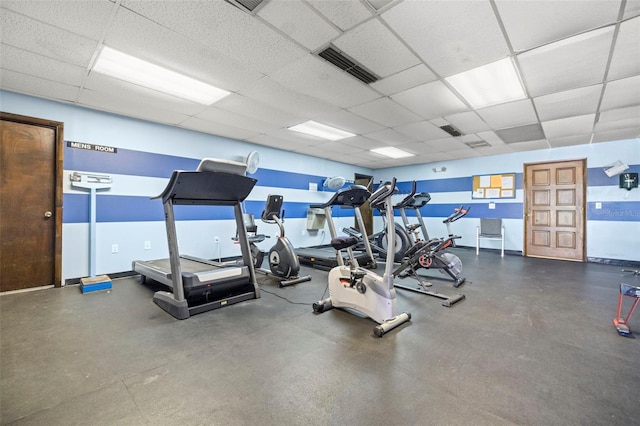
(313, 178, 411, 337)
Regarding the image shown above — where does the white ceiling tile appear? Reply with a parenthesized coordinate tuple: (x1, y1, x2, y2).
(363, 128, 415, 145)
(445, 111, 490, 134)
(106, 7, 263, 91)
(1, 69, 80, 103)
(0, 9, 97, 66)
(214, 94, 303, 128)
(369, 64, 438, 96)
(194, 107, 281, 135)
(307, 0, 373, 31)
(180, 116, 260, 141)
(391, 80, 468, 119)
(623, 1, 640, 18)
(313, 110, 385, 135)
(257, 1, 340, 51)
(517, 27, 614, 97)
(504, 139, 550, 152)
(548, 134, 593, 148)
(592, 128, 640, 143)
(122, 0, 307, 74)
(413, 151, 455, 162)
(239, 76, 337, 118)
(608, 16, 640, 80)
(533, 85, 603, 121)
(268, 55, 380, 108)
(595, 116, 640, 133)
(77, 88, 190, 126)
(0, 45, 86, 86)
(467, 145, 513, 157)
(342, 136, 387, 150)
(394, 121, 451, 141)
(83, 73, 207, 116)
(444, 146, 477, 160)
(542, 114, 596, 139)
(598, 105, 640, 123)
(333, 18, 420, 78)
(2, 0, 114, 40)
(495, 0, 621, 52)
(310, 140, 365, 155)
(476, 131, 506, 146)
(260, 128, 332, 146)
(246, 134, 303, 151)
(422, 137, 467, 152)
(600, 74, 640, 111)
(348, 97, 421, 127)
(476, 99, 537, 129)
(382, 0, 510, 77)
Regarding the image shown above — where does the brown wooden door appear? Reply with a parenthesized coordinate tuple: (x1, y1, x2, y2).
(524, 159, 586, 261)
(1, 113, 63, 291)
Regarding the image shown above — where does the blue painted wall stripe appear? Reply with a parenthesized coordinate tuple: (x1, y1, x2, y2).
(64, 194, 640, 224)
(64, 194, 357, 223)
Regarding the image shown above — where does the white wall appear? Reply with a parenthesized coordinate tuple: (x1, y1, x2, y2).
(375, 139, 640, 261)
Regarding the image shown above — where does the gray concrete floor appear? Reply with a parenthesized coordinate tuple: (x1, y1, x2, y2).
(1, 249, 639, 425)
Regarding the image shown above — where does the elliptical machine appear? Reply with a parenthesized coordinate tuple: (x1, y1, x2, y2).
(258, 195, 311, 287)
(240, 195, 311, 287)
(313, 179, 411, 337)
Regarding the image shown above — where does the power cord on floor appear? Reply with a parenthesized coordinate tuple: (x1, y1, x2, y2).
(258, 281, 329, 306)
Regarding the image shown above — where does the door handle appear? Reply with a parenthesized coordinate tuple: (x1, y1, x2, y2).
(44, 211, 52, 218)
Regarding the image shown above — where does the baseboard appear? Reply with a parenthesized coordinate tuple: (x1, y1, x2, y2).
(586, 257, 640, 268)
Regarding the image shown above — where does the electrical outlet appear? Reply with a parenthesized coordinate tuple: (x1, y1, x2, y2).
(112, 244, 118, 253)
(144, 241, 151, 250)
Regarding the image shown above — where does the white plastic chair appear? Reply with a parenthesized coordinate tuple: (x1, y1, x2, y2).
(476, 218, 504, 257)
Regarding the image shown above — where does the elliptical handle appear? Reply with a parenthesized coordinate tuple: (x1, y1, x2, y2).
(368, 177, 397, 206)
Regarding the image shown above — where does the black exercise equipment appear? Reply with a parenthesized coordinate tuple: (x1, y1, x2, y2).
(132, 158, 260, 319)
(301, 185, 376, 270)
(395, 180, 432, 244)
(255, 195, 311, 287)
(613, 269, 640, 336)
(393, 235, 466, 306)
(296, 194, 376, 270)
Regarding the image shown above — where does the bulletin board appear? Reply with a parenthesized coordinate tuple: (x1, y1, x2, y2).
(472, 173, 515, 199)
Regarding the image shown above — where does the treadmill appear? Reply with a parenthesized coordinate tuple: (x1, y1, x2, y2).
(296, 245, 374, 270)
(296, 186, 376, 270)
(132, 158, 260, 319)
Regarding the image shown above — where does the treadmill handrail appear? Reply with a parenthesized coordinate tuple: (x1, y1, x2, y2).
(153, 170, 257, 205)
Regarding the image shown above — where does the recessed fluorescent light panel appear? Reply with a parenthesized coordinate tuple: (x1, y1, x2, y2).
(371, 147, 414, 159)
(445, 58, 526, 108)
(288, 121, 355, 141)
(92, 46, 230, 105)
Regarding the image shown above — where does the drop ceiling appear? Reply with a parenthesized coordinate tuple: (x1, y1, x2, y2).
(1, 0, 639, 169)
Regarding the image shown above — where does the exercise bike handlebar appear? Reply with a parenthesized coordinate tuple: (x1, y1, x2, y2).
(368, 177, 397, 207)
(393, 180, 417, 209)
(443, 205, 471, 223)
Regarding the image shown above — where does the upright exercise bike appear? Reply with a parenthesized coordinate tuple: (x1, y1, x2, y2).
(313, 179, 411, 337)
(395, 180, 432, 244)
(393, 205, 470, 290)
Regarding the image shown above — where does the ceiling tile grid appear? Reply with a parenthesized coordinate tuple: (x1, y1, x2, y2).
(0, 0, 638, 169)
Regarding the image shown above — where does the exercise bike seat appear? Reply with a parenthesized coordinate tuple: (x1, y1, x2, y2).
(331, 236, 359, 251)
